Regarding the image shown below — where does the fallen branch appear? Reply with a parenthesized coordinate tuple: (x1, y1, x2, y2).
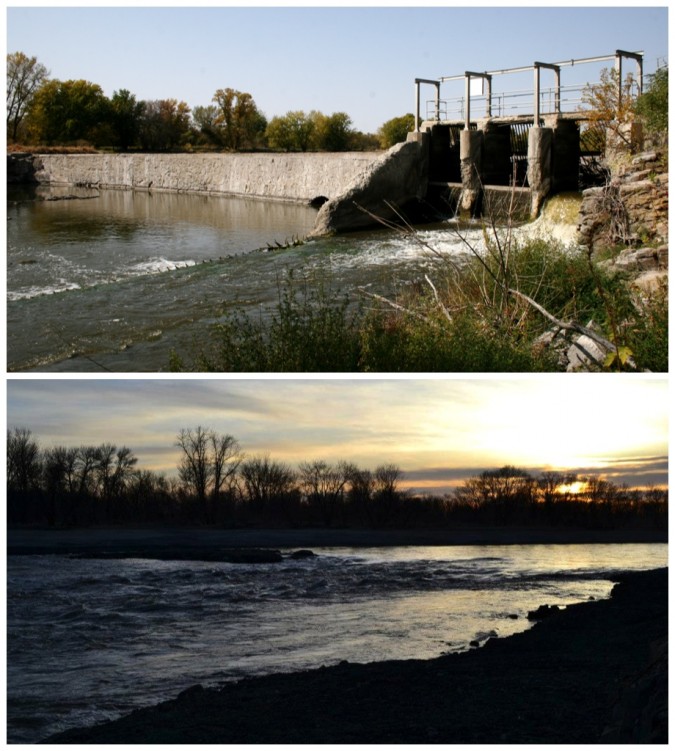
(508, 288, 637, 370)
(357, 287, 437, 326)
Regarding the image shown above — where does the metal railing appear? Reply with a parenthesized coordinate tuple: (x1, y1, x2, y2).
(414, 50, 643, 131)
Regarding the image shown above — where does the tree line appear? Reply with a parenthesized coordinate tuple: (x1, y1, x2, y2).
(7, 426, 666, 532)
(7, 51, 414, 152)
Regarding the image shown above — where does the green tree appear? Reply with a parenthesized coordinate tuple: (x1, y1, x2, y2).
(634, 66, 668, 136)
(212, 88, 266, 150)
(266, 110, 315, 151)
(110, 89, 144, 151)
(378, 114, 415, 149)
(6, 51, 49, 142)
(27, 79, 110, 145)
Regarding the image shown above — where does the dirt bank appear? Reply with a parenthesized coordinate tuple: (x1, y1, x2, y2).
(7, 525, 667, 558)
(43, 567, 667, 744)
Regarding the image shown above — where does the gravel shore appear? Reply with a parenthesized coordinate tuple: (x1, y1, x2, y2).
(43, 567, 667, 744)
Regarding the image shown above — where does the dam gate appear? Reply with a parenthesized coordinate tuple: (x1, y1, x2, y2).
(409, 50, 644, 218)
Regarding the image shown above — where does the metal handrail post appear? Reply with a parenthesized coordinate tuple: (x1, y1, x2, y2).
(485, 75, 492, 117)
(533, 65, 540, 126)
(465, 74, 471, 129)
(415, 80, 420, 132)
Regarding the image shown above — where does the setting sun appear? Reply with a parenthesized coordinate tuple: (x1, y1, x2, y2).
(557, 481, 588, 495)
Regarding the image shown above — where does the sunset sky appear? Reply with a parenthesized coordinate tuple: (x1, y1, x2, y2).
(6, 377, 668, 493)
(6, 4, 667, 134)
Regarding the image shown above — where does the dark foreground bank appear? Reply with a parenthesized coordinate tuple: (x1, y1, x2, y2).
(43, 567, 667, 744)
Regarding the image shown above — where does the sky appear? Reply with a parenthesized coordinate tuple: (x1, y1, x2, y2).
(4, 4, 669, 134)
(6, 376, 669, 493)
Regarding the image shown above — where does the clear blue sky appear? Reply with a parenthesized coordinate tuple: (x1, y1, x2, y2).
(5, 4, 668, 133)
(6, 377, 668, 493)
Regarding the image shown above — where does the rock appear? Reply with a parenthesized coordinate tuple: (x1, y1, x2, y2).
(566, 331, 608, 372)
(612, 245, 667, 272)
(576, 149, 668, 250)
(527, 604, 561, 621)
(289, 549, 316, 560)
(631, 269, 668, 295)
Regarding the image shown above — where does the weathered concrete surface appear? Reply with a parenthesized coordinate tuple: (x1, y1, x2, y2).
(309, 139, 429, 236)
(9, 152, 382, 204)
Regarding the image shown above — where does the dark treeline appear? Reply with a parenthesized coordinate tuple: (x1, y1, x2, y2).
(7, 51, 413, 152)
(7, 426, 667, 531)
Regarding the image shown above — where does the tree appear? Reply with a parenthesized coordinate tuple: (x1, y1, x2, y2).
(634, 66, 668, 137)
(7, 427, 41, 494)
(210, 432, 243, 506)
(239, 455, 297, 516)
(176, 427, 242, 522)
(582, 67, 639, 151)
(192, 104, 223, 146)
(378, 114, 415, 149)
(110, 89, 144, 151)
(212, 88, 266, 150)
(139, 99, 192, 151)
(372, 463, 404, 526)
(298, 459, 351, 526)
(26, 79, 111, 145)
(266, 110, 315, 152)
(311, 111, 354, 151)
(7, 51, 49, 142)
(176, 426, 212, 509)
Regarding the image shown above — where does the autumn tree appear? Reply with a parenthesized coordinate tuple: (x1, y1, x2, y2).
(582, 67, 640, 152)
(6, 51, 49, 142)
(139, 99, 192, 151)
(212, 88, 266, 150)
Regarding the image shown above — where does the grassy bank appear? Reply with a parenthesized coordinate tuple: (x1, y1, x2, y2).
(172, 232, 667, 373)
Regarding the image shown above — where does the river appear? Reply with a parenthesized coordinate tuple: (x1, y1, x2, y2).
(7, 542, 666, 743)
(7, 186, 480, 372)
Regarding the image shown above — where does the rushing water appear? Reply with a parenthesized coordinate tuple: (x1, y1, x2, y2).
(7, 186, 479, 372)
(7, 543, 667, 743)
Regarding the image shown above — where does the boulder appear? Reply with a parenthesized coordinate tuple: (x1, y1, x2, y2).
(527, 604, 561, 621)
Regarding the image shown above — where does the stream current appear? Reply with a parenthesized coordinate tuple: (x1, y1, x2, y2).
(7, 186, 485, 372)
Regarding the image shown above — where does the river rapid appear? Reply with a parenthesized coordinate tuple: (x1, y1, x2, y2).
(7, 186, 486, 372)
(7, 543, 667, 743)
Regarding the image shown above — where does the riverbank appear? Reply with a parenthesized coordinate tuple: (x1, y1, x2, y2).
(42, 567, 667, 743)
(7, 524, 667, 558)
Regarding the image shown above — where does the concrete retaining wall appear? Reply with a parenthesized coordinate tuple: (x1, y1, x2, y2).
(14, 152, 384, 204)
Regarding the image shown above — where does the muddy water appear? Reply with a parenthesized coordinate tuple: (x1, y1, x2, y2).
(7, 187, 483, 372)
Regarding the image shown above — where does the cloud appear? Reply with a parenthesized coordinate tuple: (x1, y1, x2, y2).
(7, 378, 668, 487)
